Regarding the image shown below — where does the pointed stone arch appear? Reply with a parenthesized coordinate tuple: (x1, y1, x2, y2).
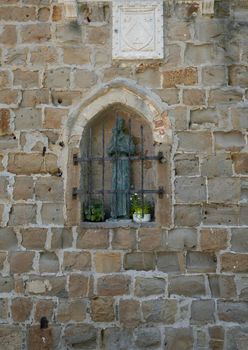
(65, 78, 172, 226)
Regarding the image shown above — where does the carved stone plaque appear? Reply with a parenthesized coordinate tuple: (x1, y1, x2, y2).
(112, 0, 164, 59)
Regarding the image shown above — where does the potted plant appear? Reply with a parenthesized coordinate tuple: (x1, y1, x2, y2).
(130, 194, 151, 223)
(84, 201, 104, 222)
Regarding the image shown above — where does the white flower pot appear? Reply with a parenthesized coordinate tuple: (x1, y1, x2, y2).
(133, 213, 151, 223)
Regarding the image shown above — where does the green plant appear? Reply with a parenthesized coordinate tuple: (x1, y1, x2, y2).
(84, 201, 104, 222)
(130, 193, 151, 216)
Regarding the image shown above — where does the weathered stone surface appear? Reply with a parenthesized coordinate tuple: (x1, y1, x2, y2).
(231, 228, 248, 252)
(112, 228, 136, 249)
(13, 176, 34, 200)
(208, 177, 240, 203)
(167, 228, 197, 251)
(174, 205, 201, 227)
(73, 69, 98, 89)
(225, 327, 248, 350)
(175, 176, 206, 203)
(164, 327, 194, 350)
(0, 109, 11, 135)
(13, 69, 39, 88)
(43, 108, 68, 129)
(203, 204, 239, 225)
(10, 251, 35, 274)
(0, 89, 19, 105)
(201, 153, 233, 177)
(41, 203, 64, 225)
(44, 68, 71, 89)
(8, 153, 58, 175)
(15, 108, 42, 130)
(39, 252, 59, 273)
(183, 89, 205, 106)
(0, 25, 17, 46)
(124, 252, 155, 271)
(64, 324, 97, 349)
(35, 176, 64, 201)
(218, 301, 248, 323)
(142, 298, 177, 324)
(27, 326, 56, 350)
(95, 252, 121, 273)
(34, 299, 55, 322)
(63, 251, 91, 272)
(0, 6, 36, 21)
(187, 252, 216, 273)
(86, 25, 109, 45)
(0, 277, 14, 293)
(221, 253, 248, 273)
(134, 327, 161, 348)
(135, 277, 165, 297)
(51, 228, 73, 249)
(209, 274, 236, 299)
(0, 252, 7, 271)
(202, 66, 227, 86)
(232, 153, 248, 175)
(21, 89, 49, 107)
(20, 24, 51, 43)
(157, 252, 184, 273)
(51, 90, 82, 106)
(21, 228, 47, 249)
(177, 131, 212, 153)
(5, 47, 28, 65)
(119, 299, 141, 328)
(9, 204, 36, 226)
(163, 67, 197, 88)
(91, 297, 115, 322)
(69, 274, 94, 298)
(231, 107, 248, 129)
(214, 131, 245, 151)
(0, 326, 22, 350)
(175, 154, 199, 176)
(30, 46, 58, 65)
(138, 227, 163, 251)
(57, 299, 86, 323)
(63, 47, 91, 65)
(97, 275, 130, 296)
(0, 298, 8, 320)
(229, 65, 248, 87)
(77, 229, 109, 249)
(191, 300, 215, 325)
(11, 297, 32, 322)
(209, 89, 243, 105)
(0, 176, 9, 199)
(185, 44, 214, 65)
(200, 228, 228, 251)
(169, 275, 206, 297)
(102, 328, 133, 350)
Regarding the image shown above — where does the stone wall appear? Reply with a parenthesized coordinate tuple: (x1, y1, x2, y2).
(0, 0, 248, 349)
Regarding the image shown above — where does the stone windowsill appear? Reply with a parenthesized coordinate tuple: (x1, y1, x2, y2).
(80, 221, 159, 229)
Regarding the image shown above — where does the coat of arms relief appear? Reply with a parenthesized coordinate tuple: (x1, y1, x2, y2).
(112, 0, 164, 59)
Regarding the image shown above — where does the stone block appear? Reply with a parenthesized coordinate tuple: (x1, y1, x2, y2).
(103, 67, 133, 82)
(43, 108, 68, 129)
(9, 204, 36, 226)
(52, 5, 63, 22)
(231, 228, 248, 252)
(34, 299, 55, 322)
(13, 69, 39, 88)
(5, 47, 28, 65)
(163, 67, 197, 88)
(0, 89, 19, 105)
(51, 228, 73, 249)
(175, 176, 206, 203)
(97, 275, 130, 296)
(102, 328, 133, 350)
(177, 131, 212, 153)
(0, 325, 22, 350)
(221, 253, 248, 273)
(0, 176, 9, 199)
(0, 6, 36, 21)
(124, 252, 155, 271)
(138, 227, 163, 251)
(55, 24, 82, 44)
(69, 274, 94, 298)
(187, 252, 216, 272)
(229, 65, 248, 87)
(86, 25, 109, 45)
(21, 228, 47, 249)
(111, 228, 136, 249)
(0, 252, 7, 271)
(209, 89, 243, 106)
(27, 326, 57, 350)
(13, 176, 34, 200)
(185, 44, 214, 65)
(0, 109, 11, 136)
(226, 327, 248, 350)
(174, 205, 201, 227)
(64, 324, 97, 350)
(20, 24, 51, 43)
(38, 7, 50, 21)
(200, 228, 228, 251)
(169, 275, 206, 297)
(77, 229, 109, 249)
(91, 297, 115, 322)
(57, 299, 86, 323)
(14, 108, 42, 130)
(95, 252, 121, 273)
(0, 25, 17, 46)
(21, 89, 49, 107)
(27, 276, 67, 298)
(164, 328, 194, 350)
(73, 69, 98, 89)
(0, 135, 18, 151)
(241, 178, 248, 203)
(44, 68, 71, 89)
(167, 19, 191, 41)
(162, 44, 182, 69)
(175, 154, 199, 176)
(30, 46, 58, 65)
(119, 299, 141, 328)
(142, 298, 177, 324)
(41, 203, 64, 225)
(135, 276, 166, 297)
(231, 107, 248, 129)
(202, 66, 227, 86)
(0, 299, 8, 320)
(209, 274, 236, 299)
(51, 90, 82, 106)
(195, 19, 225, 41)
(0, 154, 3, 171)
(167, 228, 197, 250)
(190, 108, 218, 127)
(183, 89, 205, 106)
(157, 252, 185, 273)
(39, 252, 59, 273)
(208, 177, 240, 203)
(134, 327, 161, 348)
(0, 204, 3, 225)
(11, 297, 32, 322)
(10, 251, 35, 274)
(136, 68, 161, 88)
(232, 153, 248, 175)
(191, 300, 215, 325)
(218, 301, 248, 323)
(214, 131, 245, 151)
(63, 251, 91, 272)
(203, 204, 240, 225)
(35, 176, 64, 202)
(201, 153, 233, 177)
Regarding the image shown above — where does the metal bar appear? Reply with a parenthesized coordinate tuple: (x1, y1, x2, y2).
(74, 154, 164, 162)
(114, 117, 118, 219)
(127, 118, 131, 219)
(141, 124, 144, 217)
(74, 188, 165, 195)
(88, 128, 92, 206)
(102, 121, 105, 213)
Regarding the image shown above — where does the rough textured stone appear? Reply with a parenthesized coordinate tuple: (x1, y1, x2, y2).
(157, 252, 184, 273)
(174, 205, 201, 227)
(69, 274, 94, 298)
(10, 251, 35, 274)
(138, 228, 163, 251)
(21, 23, 51, 43)
(177, 131, 212, 153)
(142, 298, 177, 324)
(41, 203, 64, 225)
(135, 277, 166, 297)
(51, 227, 73, 249)
(77, 229, 109, 249)
(112, 228, 136, 249)
(183, 89, 205, 106)
(57, 299, 86, 323)
(209, 89, 243, 105)
(35, 176, 64, 201)
(232, 153, 248, 175)
(191, 300, 215, 325)
(201, 153, 233, 177)
(164, 327, 194, 350)
(63, 251, 91, 272)
(0, 176, 9, 199)
(11, 297, 32, 322)
(187, 252, 216, 272)
(13, 176, 34, 200)
(208, 177, 240, 203)
(91, 297, 115, 322)
(119, 299, 141, 328)
(9, 204, 36, 226)
(231, 228, 248, 252)
(134, 327, 161, 348)
(34, 299, 55, 322)
(97, 275, 130, 296)
(39, 252, 59, 273)
(200, 228, 228, 251)
(73, 69, 98, 89)
(203, 204, 239, 225)
(202, 66, 227, 86)
(175, 154, 199, 176)
(209, 275, 236, 299)
(167, 228, 197, 251)
(169, 275, 206, 297)
(0, 109, 11, 135)
(163, 67, 197, 88)
(102, 327, 133, 350)
(8, 153, 58, 175)
(175, 177, 206, 203)
(95, 252, 121, 273)
(0, 326, 22, 350)
(21, 228, 47, 249)
(27, 326, 56, 350)
(43, 108, 68, 129)
(218, 301, 248, 323)
(124, 252, 155, 271)
(64, 324, 97, 349)
(214, 131, 245, 151)
(221, 253, 248, 273)
(44, 68, 71, 89)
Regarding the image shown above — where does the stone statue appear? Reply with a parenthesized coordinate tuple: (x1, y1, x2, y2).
(107, 117, 135, 219)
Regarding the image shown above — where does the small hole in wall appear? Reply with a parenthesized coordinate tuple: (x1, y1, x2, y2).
(58, 99, 62, 104)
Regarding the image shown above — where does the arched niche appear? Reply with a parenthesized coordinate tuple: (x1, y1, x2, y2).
(64, 79, 172, 227)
